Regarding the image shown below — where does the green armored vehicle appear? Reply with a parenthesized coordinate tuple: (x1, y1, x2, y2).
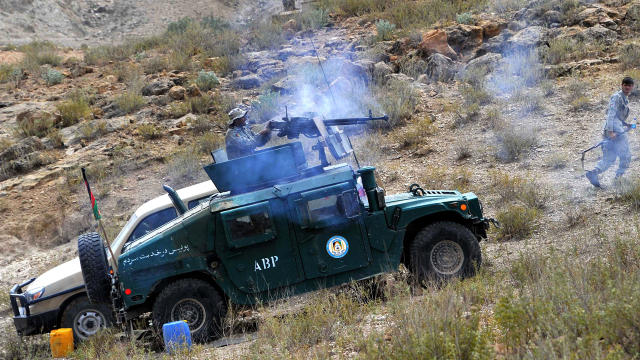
(78, 114, 493, 342)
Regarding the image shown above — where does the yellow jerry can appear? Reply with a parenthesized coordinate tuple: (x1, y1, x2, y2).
(50, 328, 74, 358)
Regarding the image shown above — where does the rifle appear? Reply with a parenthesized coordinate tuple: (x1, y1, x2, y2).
(581, 120, 637, 170)
(270, 110, 389, 139)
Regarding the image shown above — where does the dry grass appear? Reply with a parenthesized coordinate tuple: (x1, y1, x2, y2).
(495, 125, 537, 162)
(56, 89, 93, 127)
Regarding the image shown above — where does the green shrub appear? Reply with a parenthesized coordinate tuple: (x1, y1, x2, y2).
(0, 138, 13, 152)
(620, 43, 640, 70)
(19, 41, 62, 71)
(143, 56, 168, 74)
(495, 205, 538, 241)
(195, 70, 219, 91)
(84, 36, 163, 65)
(201, 15, 230, 32)
(167, 50, 193, 72)
(197, 132, 224, 154)
(397, 56, 428, 80)
(251, 90, 280, 122)
(56, 90, 93, 127)
(167, 102, 191, 118)
(115, 92, 145, 114)
(248, 20, 287, 50)
(392, 116, 436, 149)
(496, 125, 537, 162)
(570, 96, 590, 112)
(15, 112, 55, 138)
(188, 95, 214, 114)
(167, 17, 194, 34)
(456, 12, 474, 24)
(79, 120, 108, 141)
(297, 8, 330, 30)
(137, 123, 162, 140)
(47, 128, 65, 148)
(111, 62, 141, 82)
(41, 68, 64, 86)
(375, 19, 396, 41)
(461, 84, 492, 106)
(0, 64, 16, 84)
(377, 79, 418, 127)
(615, 177, 640, 209)
(190, 115, 215, 134)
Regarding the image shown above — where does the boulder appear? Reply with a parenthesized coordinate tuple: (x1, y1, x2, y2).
(445, 24, 484, 56)
(507, 26, 547, 51)
(418, 29, 457, 59)
(625, 3, 640, 24)
(271, 76, 297, 94)
(478, 19, 508, 39)
(0, 136, 44, 163)
(425, 53, 457, 82)
(373, 61, 393, 82)
(578, 25, 618, 46)
(464, 53, 503, 75)
(232, 75, 262, 89)
(476, 30, 512, 56)
(385, 73, 415, 83)
(576, 6, 619, 30)
(187, 84, 202, 97)
(168, 86, 186, 100)
(259, 65, 286, 80)
(277, 47, 296, 61)
(141, 79, 175, 96)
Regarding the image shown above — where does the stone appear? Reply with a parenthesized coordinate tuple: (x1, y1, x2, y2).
(187, 84, 201, 97)
(282, 19, 298, 32)
(141, 79, 174, 96)
(507, 26, 547, 51)
(385, 73, 414, 83)
(168, 72, 189, 86)
(576, 6, 619, 30)
(445, 24, 483, 57)
(478, 19, 508, 39)
(425, 53, 457, 83)
(168, 86, 186, 100)
(544, 10, 563, 25)
(232, 75, 262, 89)
(464, 53, 503, 75)
(625, 3, 640, 24)
(418, 29, 457, 59)
(0, 136, 44, 163)
(271, 76, 297, 94)
(373, 61, 393, 81)
(277, 47, 296, 61)
(578, 25, 618, 46)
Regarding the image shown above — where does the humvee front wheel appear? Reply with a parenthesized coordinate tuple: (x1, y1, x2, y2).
(61, 296, 114, 342)
(152, 279, 227, 343)
(78, 232, 112, 304)
(409, 221, 481, 284)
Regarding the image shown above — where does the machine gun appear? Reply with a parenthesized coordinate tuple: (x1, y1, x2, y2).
(270, 110, 389, 166)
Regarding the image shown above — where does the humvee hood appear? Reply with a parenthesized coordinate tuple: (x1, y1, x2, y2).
(27, 258, 82, 292)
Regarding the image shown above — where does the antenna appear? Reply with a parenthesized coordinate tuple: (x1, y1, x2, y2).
(309, 35, 361, 168)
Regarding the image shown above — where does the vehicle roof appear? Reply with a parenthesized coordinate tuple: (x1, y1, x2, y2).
(133, 180, 217, 219)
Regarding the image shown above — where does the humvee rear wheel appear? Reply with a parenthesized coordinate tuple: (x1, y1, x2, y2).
(152, 279, 227, 343)
(78, 232, 112, 304)
(409, 221, 481, 284)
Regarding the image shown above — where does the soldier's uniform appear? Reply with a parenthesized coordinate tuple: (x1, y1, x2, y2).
(586, 89, 632, 186)
(225, 108, 271, 160)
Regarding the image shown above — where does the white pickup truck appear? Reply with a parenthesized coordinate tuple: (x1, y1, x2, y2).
(9, 180, 217, 341)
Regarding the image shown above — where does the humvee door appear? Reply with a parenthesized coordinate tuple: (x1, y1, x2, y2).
(290, 182, 371, 279)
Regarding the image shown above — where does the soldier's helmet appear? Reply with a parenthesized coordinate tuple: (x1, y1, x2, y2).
(228, 108, 248, 126)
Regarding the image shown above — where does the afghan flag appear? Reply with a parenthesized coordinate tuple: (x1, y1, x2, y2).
(81, 167, 101, 220)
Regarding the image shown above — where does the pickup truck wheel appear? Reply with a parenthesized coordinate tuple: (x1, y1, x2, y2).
(409, 221, 481, 284)
(78, 232, 111, 304)
(61, 296, 114, 342)
(152, 279, 227, 343)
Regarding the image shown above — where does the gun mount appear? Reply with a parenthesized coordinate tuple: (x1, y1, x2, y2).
(204, 112, 388, 195)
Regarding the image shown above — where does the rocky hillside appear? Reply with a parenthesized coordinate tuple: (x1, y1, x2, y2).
(0, 0, 282, 46)
(2, 0, 640, 358)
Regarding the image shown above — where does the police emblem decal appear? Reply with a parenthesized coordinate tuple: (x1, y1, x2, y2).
(326, 236, 349, 259)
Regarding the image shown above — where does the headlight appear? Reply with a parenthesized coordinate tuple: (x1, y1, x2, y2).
(26, 287, 45, 302)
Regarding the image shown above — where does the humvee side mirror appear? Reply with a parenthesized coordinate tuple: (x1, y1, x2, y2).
(339, 190, 360, 219)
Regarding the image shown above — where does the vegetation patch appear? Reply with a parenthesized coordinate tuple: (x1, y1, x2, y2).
(494, 204, 539, 241)
(41, 68, 64, 86)
(56, 90, 93, 127)
(115, 92, 145, 114)
(137, 123, 162, 140)
(195, 70, 219, 91)
(495, 125, 537, 162)
(376, 79, 418, 127)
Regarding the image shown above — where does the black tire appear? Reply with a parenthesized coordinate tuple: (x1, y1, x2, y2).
(152, 279, 227, 343)
(60, 296, 114, 343)
(409, 221, 481, 284)
(78, 232, 111, 304)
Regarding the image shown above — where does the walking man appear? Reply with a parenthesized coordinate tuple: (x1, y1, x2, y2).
(585, 76, 635, 187)
(225, 107, 273, 160)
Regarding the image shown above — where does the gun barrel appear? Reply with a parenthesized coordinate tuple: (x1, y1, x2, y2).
(323, 115, 389, 126)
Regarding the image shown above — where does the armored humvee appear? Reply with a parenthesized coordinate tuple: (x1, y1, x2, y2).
(78, 115, 493, 342)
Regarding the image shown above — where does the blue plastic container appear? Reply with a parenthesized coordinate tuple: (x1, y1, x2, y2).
(162, 320, 192, 354)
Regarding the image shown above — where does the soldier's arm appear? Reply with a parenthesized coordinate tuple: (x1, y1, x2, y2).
(252, 123, 272, 147)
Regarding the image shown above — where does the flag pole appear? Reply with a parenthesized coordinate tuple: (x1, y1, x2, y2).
(81, 168, 118, 272)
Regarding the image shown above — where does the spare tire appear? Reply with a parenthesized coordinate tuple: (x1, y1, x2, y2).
(78, 232, 112, 304)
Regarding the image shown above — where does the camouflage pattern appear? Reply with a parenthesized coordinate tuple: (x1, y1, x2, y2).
(225, 125, 271, 159)
(595, 90, 631, 177)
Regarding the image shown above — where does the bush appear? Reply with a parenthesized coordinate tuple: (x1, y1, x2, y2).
(377, 79, 418, 127)
(570, 96, 590, 112)
(167, 17, 194, 34)
(456, 12, 474, 24)
(297, 8, 330, 30)
(143, 56, 168, 74)
(188, 95, 214, 114)
(491, 171, 549, 209)
(190, 115, 215, 134)
(0, 64, 16, 84)
(201, 15, 231, 32)
(115, 92, 145, 114)
(495, 205, 538, 241)
(137, 123, 162, 139)
(397, 56, 428, 80)
(251, 90, 280, 122)
(620, 43, 640, 70)
(79, 120, 108, 141)
(496, 125, 537, 162)
(167, 102, 191, 118)
(375, 19, 396, 41)
(111, 62, 141, 82)
(392, 116, 436, 149)
(15, 112, 55, 138)
(167, 50, 193, 72)
(197, 132, 224, 154)
(84, 36, 162, 65)
(19, 41, 62, 71)
(247, 20, 287, 51)
(41, 68, 64, 86)
(56, 90, 93, 127)
(0, 137, 13, 152)
(195, 71, 219, 92)
(615, 177, 640, 209)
